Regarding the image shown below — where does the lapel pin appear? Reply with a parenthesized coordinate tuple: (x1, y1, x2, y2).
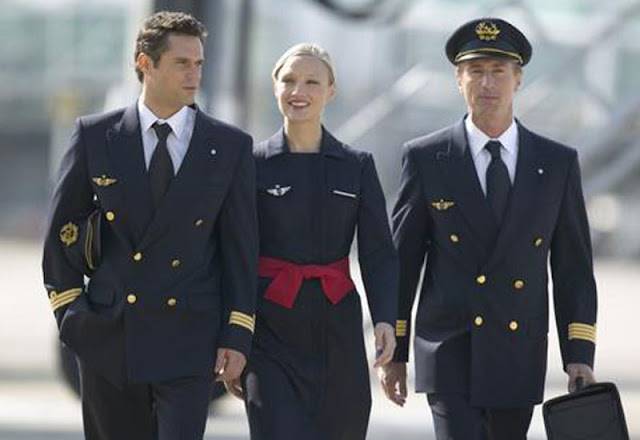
(431, 199, 455, 211)
(92, 175, 118, 187)
(267, 184, 291, 197)
(210, 148, 217, 156)
(537, 168, 544, 175)
(332, 189, 357, 199)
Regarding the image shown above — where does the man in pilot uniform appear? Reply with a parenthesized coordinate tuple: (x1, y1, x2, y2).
(42, 11, 258, 440)
(380, 18, 598, 439)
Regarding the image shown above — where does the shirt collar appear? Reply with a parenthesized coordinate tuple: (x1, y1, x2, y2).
(465, 116, 518, 158)
(137, 98, 193, 141)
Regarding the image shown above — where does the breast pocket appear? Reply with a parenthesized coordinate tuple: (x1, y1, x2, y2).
(327, 186, 360, 232)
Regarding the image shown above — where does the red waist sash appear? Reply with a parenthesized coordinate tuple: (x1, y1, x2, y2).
(258, 256, 355, 308)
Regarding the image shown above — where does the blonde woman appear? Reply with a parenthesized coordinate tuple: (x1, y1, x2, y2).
(233, 43, 398, 439)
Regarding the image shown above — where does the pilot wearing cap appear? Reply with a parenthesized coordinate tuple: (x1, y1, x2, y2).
(381, 17, 598, 440)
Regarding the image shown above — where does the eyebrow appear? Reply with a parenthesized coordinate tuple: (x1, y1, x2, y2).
(173, 56, 205, 63)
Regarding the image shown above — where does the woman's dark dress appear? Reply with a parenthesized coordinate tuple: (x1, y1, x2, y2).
(244, 128, 398, 440)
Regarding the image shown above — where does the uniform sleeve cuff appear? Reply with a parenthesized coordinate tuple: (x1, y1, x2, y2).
(219, 311, 255, 358)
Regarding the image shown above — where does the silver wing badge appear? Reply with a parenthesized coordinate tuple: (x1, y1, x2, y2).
(266, 185, 291, 197)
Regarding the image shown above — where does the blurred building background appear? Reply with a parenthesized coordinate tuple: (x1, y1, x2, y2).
(1, 0, 639, 438)
(2, 0, 640, 256)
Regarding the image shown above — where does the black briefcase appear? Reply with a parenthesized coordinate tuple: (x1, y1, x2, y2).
(543, 381, 630, 440)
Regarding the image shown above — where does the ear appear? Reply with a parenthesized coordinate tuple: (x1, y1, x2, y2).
(327, 83, 336, 102)
(453, 65, 462, 93)
(136, 53, 151, 78)
(513, 64, 523, 91)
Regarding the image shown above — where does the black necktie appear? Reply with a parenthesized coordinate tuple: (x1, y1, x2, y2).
(485, 140, 511, 225)
(149, 122, 174, 208)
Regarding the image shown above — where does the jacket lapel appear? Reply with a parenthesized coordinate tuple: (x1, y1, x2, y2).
(484, 122, 546, 272)
(436, 120, 498, 260)
(137, 109, 220, 250)
(106, 104, 154, 245)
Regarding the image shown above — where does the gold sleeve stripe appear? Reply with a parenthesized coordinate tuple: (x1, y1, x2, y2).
(50, 290, 82, 310)
(229, 311, 255, 333)
(568, 323, 596, 343)
(396, 320, 408, 337)
(49, 288, 82, 311)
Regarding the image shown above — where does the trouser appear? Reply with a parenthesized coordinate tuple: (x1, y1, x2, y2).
(79, 360, 212, 440)
(427, 393, 534, 440)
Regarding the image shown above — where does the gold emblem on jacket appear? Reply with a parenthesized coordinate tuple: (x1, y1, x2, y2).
(431, 199, 455, 211)
(59, 222, 79, 246)
(92, 175, 118, 187)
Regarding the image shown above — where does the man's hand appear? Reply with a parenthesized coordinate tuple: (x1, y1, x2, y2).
(566, 363, 596, 392)
(373, 322, 396, 368)
(215, 348, 247, 399)
(378, 362, 407, 406)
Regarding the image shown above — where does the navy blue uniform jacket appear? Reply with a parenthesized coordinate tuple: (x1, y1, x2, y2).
(392, 119, 597, 407)
(42, 104, 258, 386)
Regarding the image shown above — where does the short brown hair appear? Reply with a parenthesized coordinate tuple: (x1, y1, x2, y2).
(134, 11, 207, 83)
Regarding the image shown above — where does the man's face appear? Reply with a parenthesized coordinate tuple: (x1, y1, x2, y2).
(138, 34, 204, 110)
(456, 58, 522, 118)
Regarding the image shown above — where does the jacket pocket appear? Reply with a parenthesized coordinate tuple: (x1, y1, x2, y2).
(188, 291, 220, 311)
(87, 284, 115, 306)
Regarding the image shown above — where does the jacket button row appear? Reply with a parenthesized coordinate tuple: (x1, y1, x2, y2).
(474, 316, 519, 331)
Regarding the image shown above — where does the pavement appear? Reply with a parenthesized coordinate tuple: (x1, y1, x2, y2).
(1, 238, 638, 439)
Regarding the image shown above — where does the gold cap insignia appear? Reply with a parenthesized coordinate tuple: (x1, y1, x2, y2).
(431, 199, 455, 211)
(476, 21, 501, 41)
(92, 175, 118, 187)
(59, 222, 79, 247)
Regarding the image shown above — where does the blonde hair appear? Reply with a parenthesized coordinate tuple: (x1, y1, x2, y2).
(271, 43, 336, 85)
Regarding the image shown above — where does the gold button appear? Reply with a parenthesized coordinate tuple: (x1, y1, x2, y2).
(474, 316, 484, 327)
(127, 294, 137, 304)
(534, 237, 543, 247)
(476, 275, 486, 285)
(49, 290, 57, 299)
(171, 259, 181, 268)
(450, 234, 460, 243)
(105, 211, 116, 222)
(133, 252, 143, 262)
(195, 219, 204, 227)
(514, 279, 525, 290)
(167, 298, 177, 307)
(509, 320, 519, 331)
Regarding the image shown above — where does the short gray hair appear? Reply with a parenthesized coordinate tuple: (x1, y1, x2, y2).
(271, 43, 336, 85)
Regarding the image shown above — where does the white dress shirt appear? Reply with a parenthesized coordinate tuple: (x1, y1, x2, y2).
(465, 116, 519, 195)
(137, 99, 196, 174)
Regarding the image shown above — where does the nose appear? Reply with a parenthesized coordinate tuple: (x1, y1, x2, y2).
(480, 72, 494, 88)
(187, 65, 202, 84)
